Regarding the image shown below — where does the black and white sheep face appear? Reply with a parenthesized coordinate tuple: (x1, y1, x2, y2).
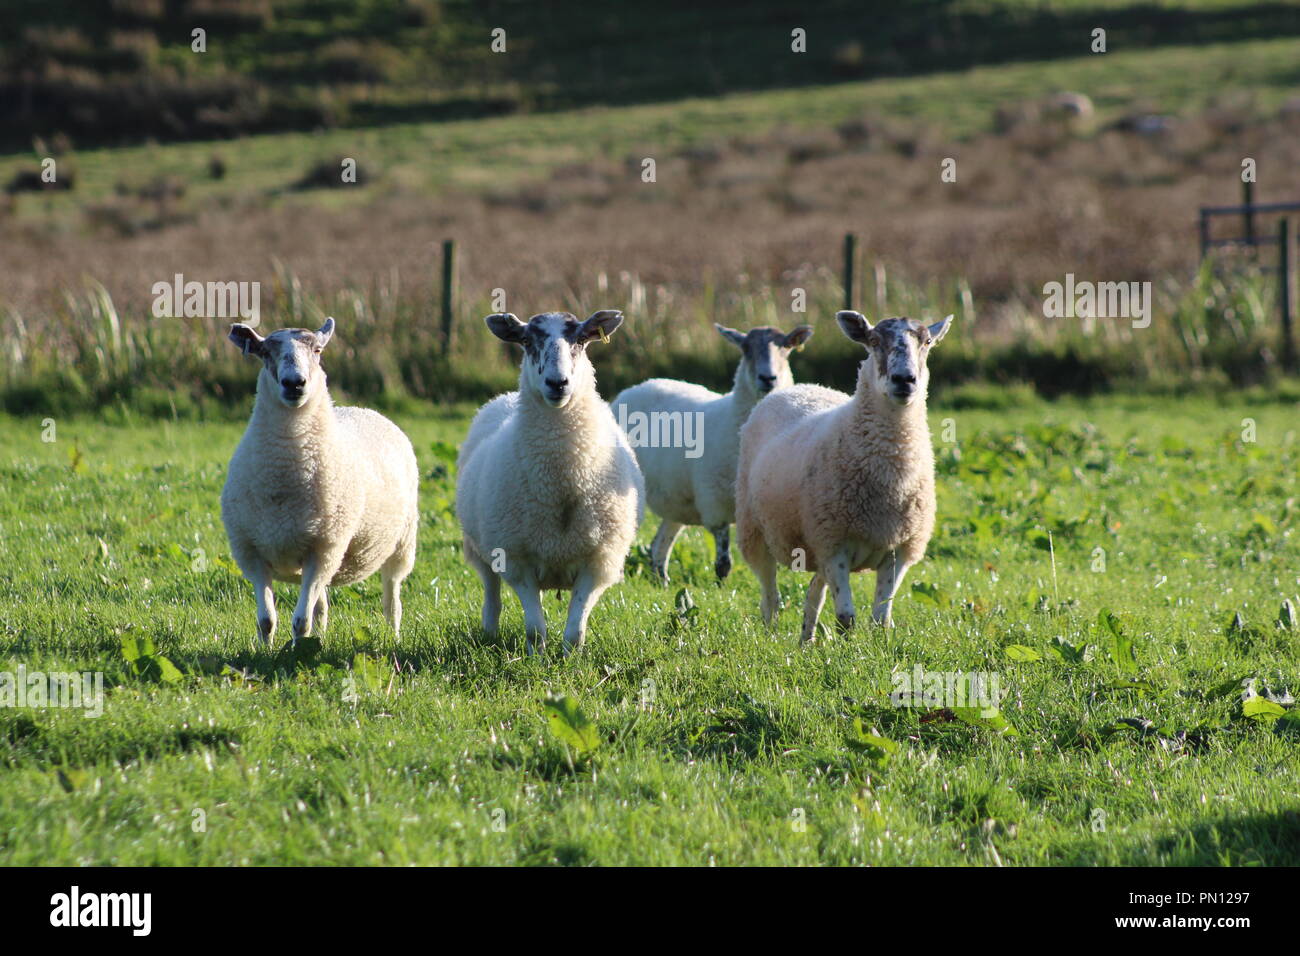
(715, 324, 814, 395)
(486, 310, 623, 409)
(835, 311, 952, 407)
(228, 318, 335, 409)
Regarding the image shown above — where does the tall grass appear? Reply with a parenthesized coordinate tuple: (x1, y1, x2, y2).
(2, 261, 1289, 418)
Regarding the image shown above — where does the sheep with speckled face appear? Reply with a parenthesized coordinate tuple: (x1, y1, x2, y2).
(612, 323, 812, 583)
(456, 310, 644, 655)
(221, 318, 419, 646)
(736, 311, 952, 641)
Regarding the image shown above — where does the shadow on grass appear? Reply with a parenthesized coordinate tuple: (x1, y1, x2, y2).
(0, 708, 240, 771)
(1133, 810, 1300, 866)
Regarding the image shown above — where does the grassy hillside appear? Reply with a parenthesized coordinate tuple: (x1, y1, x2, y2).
(2, 0, 1297, 147)
(5, 34, 1300, 217)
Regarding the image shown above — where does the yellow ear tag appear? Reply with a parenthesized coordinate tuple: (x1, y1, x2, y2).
(795, 343, 805, 352)
(598, 327, 610, 344)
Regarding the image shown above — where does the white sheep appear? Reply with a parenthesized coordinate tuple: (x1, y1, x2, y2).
(221, 318, 419, 645)
(1045, 91, 1094, 120)
(456, 310, 643, 655)
(736, 311, 952, 642)
(611, 323, 812, 582)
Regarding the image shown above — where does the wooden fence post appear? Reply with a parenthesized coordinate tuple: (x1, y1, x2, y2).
(1243, 179, 1255, 249)
(842, 233, 857, 310)
(1280, 219, 1296, 372)
(440, 239, 456, 357)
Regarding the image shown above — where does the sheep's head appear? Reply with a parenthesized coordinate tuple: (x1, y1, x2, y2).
(228, 318, 335, 409)
(486, 310, 623, 408)
(715, 324, 814, 396)
(835, 311, 952, 407)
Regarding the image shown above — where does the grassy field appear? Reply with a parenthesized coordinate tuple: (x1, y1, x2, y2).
(2, 389, 1298, 865)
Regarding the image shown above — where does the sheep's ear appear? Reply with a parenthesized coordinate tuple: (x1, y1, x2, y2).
(835, 311, 873, 346)
(315, 317, 335, 349)
(782, 325, 814, 350)
(715, 324, 747, 348)
(577, 309, 623, 344)
(228, 323, 265, 357)
(927, 314, 954, 345)
(485, 312, 526, 343)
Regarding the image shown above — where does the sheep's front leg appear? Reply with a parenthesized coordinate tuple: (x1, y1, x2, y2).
(562, 570, 608, 655)
(511, 580, 547, 656)
(801, 573, 827, 643)
(292, 553, 339, 645)
(650, 520, 684, 583)
(231, 544, 276, 644)
(872, 551, 911, 627)
(709, 524, 732, 581)
(249, 562, 276, 645)
(827, 552, 856, 633)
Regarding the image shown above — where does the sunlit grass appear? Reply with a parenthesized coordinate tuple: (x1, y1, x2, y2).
(1, 395, 1297, 864)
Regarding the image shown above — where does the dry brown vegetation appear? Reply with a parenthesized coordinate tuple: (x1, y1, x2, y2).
(3, 96, 1296, 324)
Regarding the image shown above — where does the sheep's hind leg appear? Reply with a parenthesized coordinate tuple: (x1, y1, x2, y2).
(828, 553, 857, 633)
(752, 548, 781, 626)
(381, 574, 403, 638)
(381, 523, 417, 639)
(872, 551, 911, 627)
(465, 543, 501, 638)
(650, 520, 684, 583)
(380, 559, 412, 640)
(562, 569, 608, 656)
(801, 573, 828, 643)
(510, 580, 547, 656)
(314, 589, 329, 634)
(709, 524, 732, 581)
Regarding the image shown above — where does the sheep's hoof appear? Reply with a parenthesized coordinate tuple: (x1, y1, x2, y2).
(714, 558, 732, 580)
(257, 617, 274, 643)
(835, 612, 856, 633)
(652, 566, 670, 585)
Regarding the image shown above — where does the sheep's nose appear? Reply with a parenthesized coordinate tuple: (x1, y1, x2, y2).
(890, 373, 916, 387)
(545, 377, 569, 391)
(758, 374, 777, 391)
(281, 374, 305, 388)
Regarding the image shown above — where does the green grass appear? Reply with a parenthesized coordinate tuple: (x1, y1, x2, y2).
(6, 0, 1292, 148)
(5, 35, 1299, 224)
(2, 393, 1298, 865)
